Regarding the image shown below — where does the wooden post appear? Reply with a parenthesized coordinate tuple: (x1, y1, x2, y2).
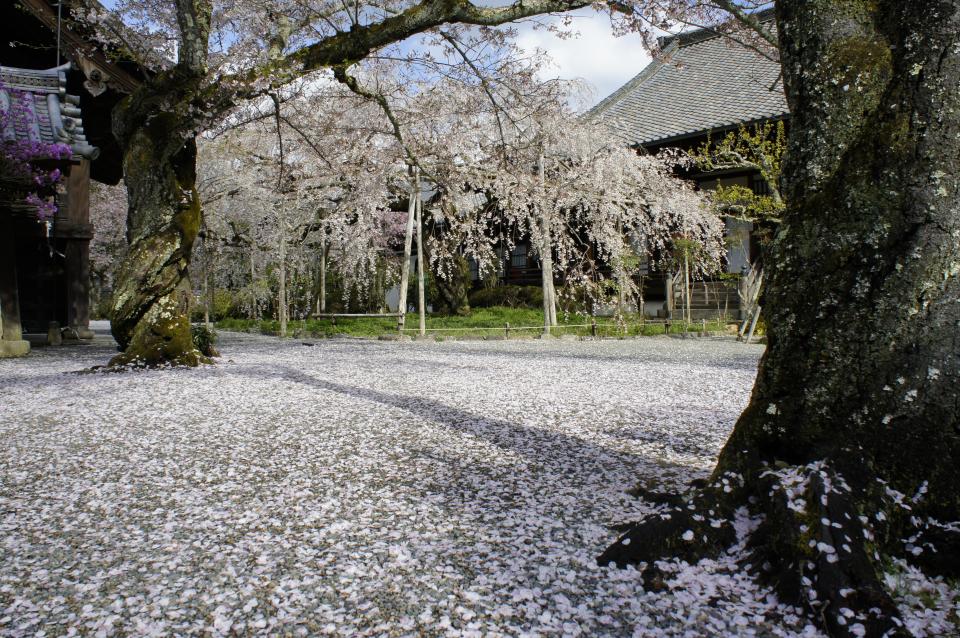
(637, 273, 645, 325)
(64, 159, 93, 338)
(277, 207, 288, 338)
(397, 168, 417, 333)
(505, 322, 510, 338)
(591, 319, 597, 337)
(540, 254, 552, 336)
(664, 319, 670, 335)
(319, 237, 326, 314)
(745, 305, 762, 344)
(665, 271, 675, 320)
(702, 318, 706, 336)
(547, 262, 557, 327)
(202, 253, 210, 328)
(250, 251, 260, 321)
(415, 181, 426, 337)
(537, 152, 557, 330)
(46, 321, 62, 346)
(203, 238, 213, 329)
(0, 218, 29, 357)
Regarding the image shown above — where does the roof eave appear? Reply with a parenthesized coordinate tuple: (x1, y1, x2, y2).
(632, 113, 790, 150)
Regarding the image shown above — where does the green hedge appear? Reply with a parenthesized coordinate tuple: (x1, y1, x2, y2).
(468, 285, 544, 309)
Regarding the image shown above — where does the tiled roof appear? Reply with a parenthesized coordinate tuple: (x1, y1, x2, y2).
(587, 22, 787, 147)
(0, 63, 99, 159)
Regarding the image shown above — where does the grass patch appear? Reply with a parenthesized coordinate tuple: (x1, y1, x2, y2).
(217, 308, 734, 340)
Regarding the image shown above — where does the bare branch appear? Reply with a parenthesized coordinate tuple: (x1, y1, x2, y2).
(331, 65, 436, 182)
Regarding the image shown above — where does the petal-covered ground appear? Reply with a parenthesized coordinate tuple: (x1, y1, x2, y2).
(0, 325, 943, 637)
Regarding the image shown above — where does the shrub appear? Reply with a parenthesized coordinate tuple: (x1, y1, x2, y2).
(191, 289, 242, 322)
(191, 324, 219, 357)
(468, 285, 544, 309)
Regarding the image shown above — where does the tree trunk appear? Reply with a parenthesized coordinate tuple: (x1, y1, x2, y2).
(204, 237, 216, 329)
(421, 232, 471, 316)
(434, 257, 472, 315)
(540, 241, 556, 334)
(202, 243, 210, 328)
(683, 251, 691, 325)
(106, 0, 215, 366)
(537, 152, 557, 330)
(319, 237, 326, 314)
(278, 222, 288, 338)
(415, 189, 426, 336)
(546, 251, 557, 327)
(397, 172, 417, 332)
(105, 1, 216, 367)
(600, 3, 960, 636)
(250, 249, 260, 321)
(108, 98, 208, 367)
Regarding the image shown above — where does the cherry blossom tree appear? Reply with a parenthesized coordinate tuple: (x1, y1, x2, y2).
(67, 2, 960, 634)
(471, 114, 723, 329)
(88, 182, 129, 316)
(196, 83, 406, 329)
(71, 0, 768, 365)
(327, 36, 722, 326)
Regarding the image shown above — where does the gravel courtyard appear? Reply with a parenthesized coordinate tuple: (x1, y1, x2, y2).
(1, 327, 827, 636)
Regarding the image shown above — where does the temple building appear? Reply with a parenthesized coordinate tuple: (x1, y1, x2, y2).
(1, 0, 141, 357)
(586, 9, 787, 318)
(588, 10, 787, 266)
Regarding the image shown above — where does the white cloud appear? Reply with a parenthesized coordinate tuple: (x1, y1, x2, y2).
(513, 10, 653, 110)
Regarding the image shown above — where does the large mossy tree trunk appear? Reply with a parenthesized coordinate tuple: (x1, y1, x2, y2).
(107, 1, 213, 367)
(601, 2, 960, 636)
(108, 80, 208, 367)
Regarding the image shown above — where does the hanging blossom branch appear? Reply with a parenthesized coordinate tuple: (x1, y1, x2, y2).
(0, 81, 73, 219)
(332, 64, 435, 181)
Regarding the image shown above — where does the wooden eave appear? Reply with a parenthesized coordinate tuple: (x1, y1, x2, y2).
(19, 0, 142, 94)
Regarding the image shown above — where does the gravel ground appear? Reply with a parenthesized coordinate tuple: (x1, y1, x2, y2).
(0, 325, 831, 637)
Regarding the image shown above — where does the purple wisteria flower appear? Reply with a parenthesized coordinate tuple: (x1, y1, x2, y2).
(1, 80, 73, 219)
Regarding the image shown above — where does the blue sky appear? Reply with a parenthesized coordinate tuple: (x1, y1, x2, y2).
(99, 1, 651, 107)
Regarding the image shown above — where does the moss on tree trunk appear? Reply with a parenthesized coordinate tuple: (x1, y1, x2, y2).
(107, 70, 211, 367)
(600, 3, 960, 636)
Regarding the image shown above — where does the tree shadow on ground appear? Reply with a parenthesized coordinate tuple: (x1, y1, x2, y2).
(368, 340, 761, 374)
(227, 364, 708, 497)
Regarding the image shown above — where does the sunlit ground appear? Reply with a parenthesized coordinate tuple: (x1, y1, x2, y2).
(1, 325, 843, 636)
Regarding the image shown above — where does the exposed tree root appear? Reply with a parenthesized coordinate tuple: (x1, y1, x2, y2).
(751, 468, 908, 637)
(599, 488, 736, 589)
(624, 485, 686, 508)
(599, 463, 959, 637)
(107, 349, 210, 369)
(908, 520, 960, 580)
(108, 294, 211, 368)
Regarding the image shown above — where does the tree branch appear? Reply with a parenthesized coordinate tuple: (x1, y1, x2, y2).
(331, 65, 435, 182)
(708, 1, 779, 49)
(280, 0, 596, 76)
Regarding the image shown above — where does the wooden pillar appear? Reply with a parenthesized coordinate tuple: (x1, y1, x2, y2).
(64, 159, 93, 339)
(0, 219, 30, 357)
(319, 237, 326, 314)
(397, 167, 417, 333)
(414, 181, 426, 337)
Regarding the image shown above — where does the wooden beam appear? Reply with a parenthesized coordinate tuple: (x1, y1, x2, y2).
(20, 0, 142, 93)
